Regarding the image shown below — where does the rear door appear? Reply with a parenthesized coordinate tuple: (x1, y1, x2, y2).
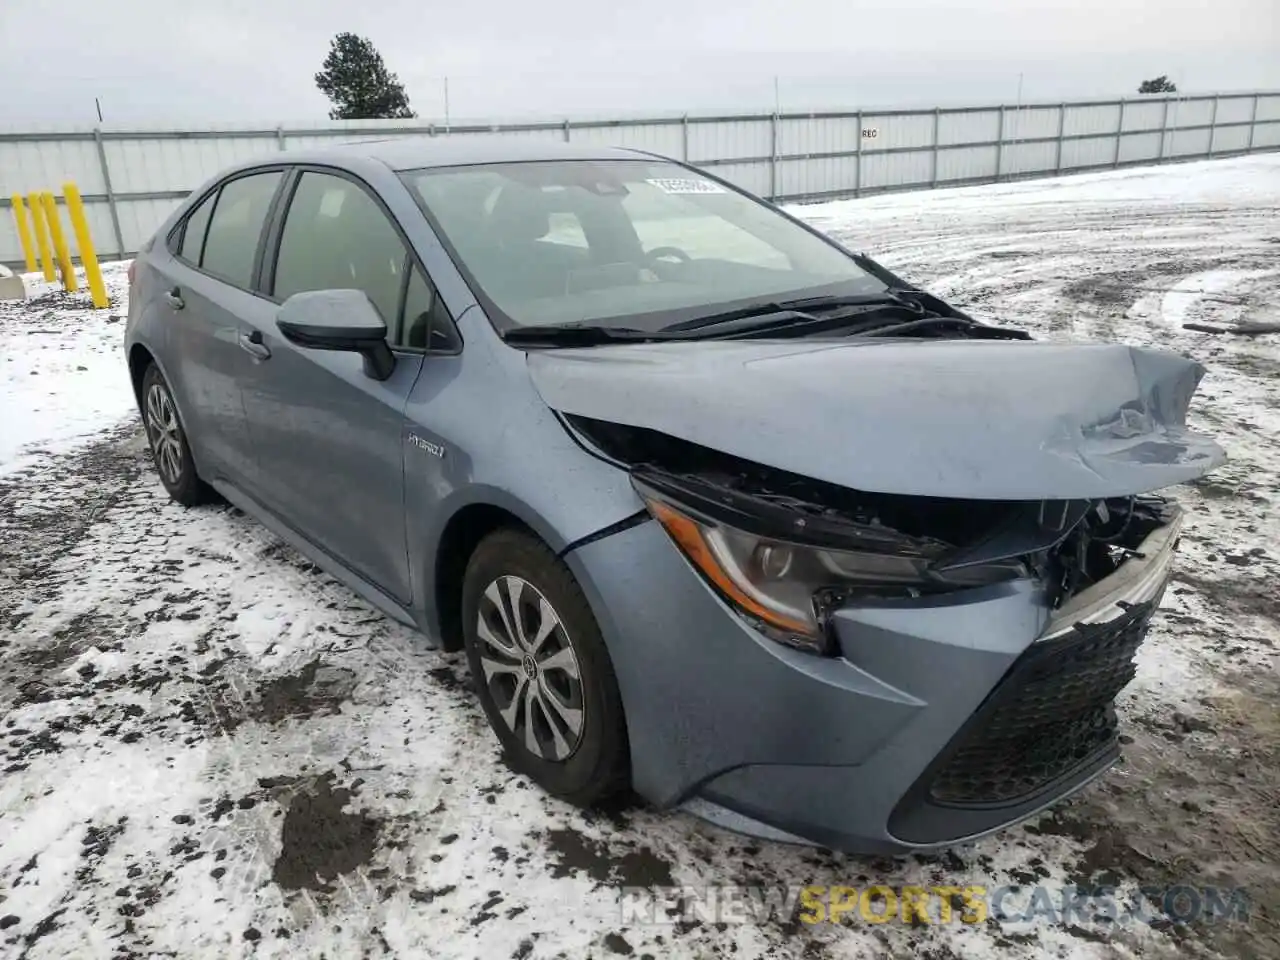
(238, 167, 450, 603)
(153, 169, 286, 489)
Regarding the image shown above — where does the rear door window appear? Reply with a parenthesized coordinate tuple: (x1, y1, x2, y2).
(200, 171, 283, 288)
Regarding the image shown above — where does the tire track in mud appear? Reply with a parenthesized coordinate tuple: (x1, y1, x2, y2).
(161, 518, 491, 949)
(0, 428, 511, 957)
(187, 577, 489, 948)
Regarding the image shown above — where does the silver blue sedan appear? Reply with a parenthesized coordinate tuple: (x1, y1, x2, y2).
(123, 137, 1223, 853)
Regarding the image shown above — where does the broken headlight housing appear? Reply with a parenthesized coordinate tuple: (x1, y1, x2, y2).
(634, 473, 1026, 655)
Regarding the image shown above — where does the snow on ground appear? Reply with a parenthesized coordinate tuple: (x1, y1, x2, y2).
(0, 262, 137, 479)
(2, 155, 1279, 960)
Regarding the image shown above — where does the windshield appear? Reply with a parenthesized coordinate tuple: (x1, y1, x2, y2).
(401, 159, 886, 330)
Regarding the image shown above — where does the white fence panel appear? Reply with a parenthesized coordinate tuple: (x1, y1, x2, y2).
(1002, 141, 1057, 177)
(938, 145, 998, 182)
(1122, 100, 1165, 132)
(1257, 96, 1280, 122)
(1253, 121, 1280, 147)
(1215, 97, 1255, 125)
(860, 149, 931, 189)
(2, 90, 1278, 266)
(776, 155, 858, 198)
(1170, 127, 1213, 157)
(1212, 125, 1251, 153)
(105, 136, 277, 194)
(1004, 107, 1060, 142)
(1, 138, 105, 195)
(1064, 103, 1122, 137)
(1118, 132, 1162, 164)
(938, 110, 1000, 145)
(116, 197, 183, 252)
(860, 113, 933, 151)
(777, 116, 862, 157)
(687, 120, 770, 163)
(1171, 98, 1215, 128)
(1060, 136, 1116, 168)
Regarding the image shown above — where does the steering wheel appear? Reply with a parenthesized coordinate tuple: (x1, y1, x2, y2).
(645, 246, 692, 264)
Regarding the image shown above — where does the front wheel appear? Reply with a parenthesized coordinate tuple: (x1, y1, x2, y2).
(141, 364, 210, 507)
(461, 528, 629, 806)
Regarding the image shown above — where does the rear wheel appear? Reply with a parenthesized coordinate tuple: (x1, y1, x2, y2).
(141, 364, 210, 507)
(461, 528, 629, 806)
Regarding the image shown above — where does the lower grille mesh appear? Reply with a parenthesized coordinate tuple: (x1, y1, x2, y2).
(928, 599, 1157, 807)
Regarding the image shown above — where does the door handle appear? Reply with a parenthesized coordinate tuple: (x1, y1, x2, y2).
(165, 287, 185, 310)
(238, 329, 271, 360)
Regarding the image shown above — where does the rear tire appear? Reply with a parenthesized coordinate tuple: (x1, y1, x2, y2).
(140, 364, 210, 507)
(461, 528, 629, 806)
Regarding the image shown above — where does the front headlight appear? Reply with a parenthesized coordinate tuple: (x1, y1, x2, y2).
(640, 488, 1023, 655)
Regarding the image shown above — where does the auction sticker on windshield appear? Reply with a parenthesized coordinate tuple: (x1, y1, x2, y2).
(645, 178, 726, 194)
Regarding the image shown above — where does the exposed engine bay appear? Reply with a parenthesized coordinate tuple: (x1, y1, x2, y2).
(1042, 495, 1175, 609)
(567, 414, 1180, 627)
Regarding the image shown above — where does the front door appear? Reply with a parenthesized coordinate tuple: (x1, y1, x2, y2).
(239, 169, 427, 603)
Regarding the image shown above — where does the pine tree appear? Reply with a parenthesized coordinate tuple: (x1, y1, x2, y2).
(1138, 76, 1178, 95)
(315, 33, 416, 120)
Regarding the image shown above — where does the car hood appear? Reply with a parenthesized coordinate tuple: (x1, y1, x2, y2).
(526, 338, 1226, 500)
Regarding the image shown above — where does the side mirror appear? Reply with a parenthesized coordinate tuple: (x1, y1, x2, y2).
(276, 289, 395, 381)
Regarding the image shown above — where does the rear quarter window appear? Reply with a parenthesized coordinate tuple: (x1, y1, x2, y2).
(178, 193, 215, 264)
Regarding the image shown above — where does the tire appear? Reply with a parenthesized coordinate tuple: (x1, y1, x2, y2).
(461, 528, 629, 806)
(140, 363, 210, 507)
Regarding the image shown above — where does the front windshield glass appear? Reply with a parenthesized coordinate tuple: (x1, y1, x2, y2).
(401, 159, 886, 330)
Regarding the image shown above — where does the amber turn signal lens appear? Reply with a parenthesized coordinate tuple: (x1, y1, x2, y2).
(646, 499, 814, 637)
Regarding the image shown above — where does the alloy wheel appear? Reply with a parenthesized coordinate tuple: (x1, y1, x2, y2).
(144, 382, 183, 486)
(475, 575, 585, 762)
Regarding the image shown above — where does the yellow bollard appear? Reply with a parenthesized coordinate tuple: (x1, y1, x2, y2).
(40, 192, 78, 292)
(11, 195, 38, 274)
(62, 183, 109, 309)
(27, 191, 56, 282)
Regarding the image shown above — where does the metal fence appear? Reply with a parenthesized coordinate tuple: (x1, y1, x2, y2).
(3, 90, 1279, 267)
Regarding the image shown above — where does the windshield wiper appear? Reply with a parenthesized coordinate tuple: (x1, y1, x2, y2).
(501, 324, 671, 347)
(498, 293, 1027, 347)
(851, 316, 1031, 340)
(502, 294, 922, 347)
(660, 292, 919, 335)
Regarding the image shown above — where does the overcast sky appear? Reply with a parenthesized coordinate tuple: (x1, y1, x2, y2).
(1, 0, 1277, 126)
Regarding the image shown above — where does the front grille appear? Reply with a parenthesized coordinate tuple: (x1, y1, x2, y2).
(927, 598, 1158, 807)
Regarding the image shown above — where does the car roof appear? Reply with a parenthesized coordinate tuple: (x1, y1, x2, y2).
(283, 136, 662, 172)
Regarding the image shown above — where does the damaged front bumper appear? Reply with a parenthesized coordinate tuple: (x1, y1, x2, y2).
(562, 469, 1187, 853)
(886, 507, 1181, 847)
(537, 319, 1220, 853)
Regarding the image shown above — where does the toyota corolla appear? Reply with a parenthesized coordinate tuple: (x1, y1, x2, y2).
(123, 139, 1224, 853)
